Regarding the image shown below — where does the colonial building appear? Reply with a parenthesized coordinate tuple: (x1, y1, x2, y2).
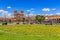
(10, 10, 35, 23)
(45, 15, 60, 23)
(13, 10, 24, 21)
(0, 10, 60, 24)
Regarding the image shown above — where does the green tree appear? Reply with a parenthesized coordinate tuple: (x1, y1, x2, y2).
(35, 15, 45, 24)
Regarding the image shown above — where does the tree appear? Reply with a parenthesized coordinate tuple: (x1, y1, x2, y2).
(35, 15, 45, 24)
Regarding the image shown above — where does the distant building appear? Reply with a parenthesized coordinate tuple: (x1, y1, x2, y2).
(45, 15, 60, 23)
(12, 10, 24, 22)
(10, 10, 35, 23)
(0, 10, 35, 23)
(0, 10, 60, 24)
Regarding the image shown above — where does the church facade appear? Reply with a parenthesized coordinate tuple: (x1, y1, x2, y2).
(10, 10, 35, 23)
(12, 10, 25, 22)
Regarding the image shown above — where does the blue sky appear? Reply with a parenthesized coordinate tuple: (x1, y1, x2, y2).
(0, 0, 60, 17)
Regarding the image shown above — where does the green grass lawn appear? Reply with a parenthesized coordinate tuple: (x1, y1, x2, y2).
(0, 24, 60, 40)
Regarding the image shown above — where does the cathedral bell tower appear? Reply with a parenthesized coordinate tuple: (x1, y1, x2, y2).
(14, 10, 17, 16)
(20, 10, 24, 16)
(14, 10, 18, 18)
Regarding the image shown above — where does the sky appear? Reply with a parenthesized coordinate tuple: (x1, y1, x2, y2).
(0, 0, 60, 17)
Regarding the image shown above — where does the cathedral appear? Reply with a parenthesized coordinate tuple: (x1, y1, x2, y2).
(13, 10, 24, 21)
(10, 10, 35, 22)
(0, 10, 35, 24)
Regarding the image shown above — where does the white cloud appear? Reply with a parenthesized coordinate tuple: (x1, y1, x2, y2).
(42, 8, 50, 12)
(27, 8, 35, 12)
(49, 14, 53, 16)
(7, 13, 11, 16)
(7, 6, 11, 9)
(0, 10, 8, 14)
(7, 13, 12, 18)
(30, 8, 34, 11)
(29, 13, 33, 16)
(56, 13, 60, 15)
(42, 8, 56, 12)
(27, 10, 30, 12)
(26, 8, 35, 16)
(0, 10, 4, 13)
(4, 11, 8, 14)
(0, 9, 12, 18)
(52, 8, 56, 10)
